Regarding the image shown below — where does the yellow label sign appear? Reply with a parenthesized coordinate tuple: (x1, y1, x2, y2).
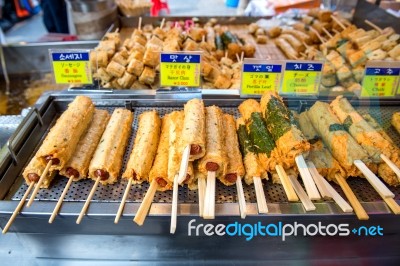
(240, 63, 282, 96)
(281, 62, 322, 95)
(51, 51, 92, 84)
(160, 53, 201, 87)
(360, 63, 400, 98)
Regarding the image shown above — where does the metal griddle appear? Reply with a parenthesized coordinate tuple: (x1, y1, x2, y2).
(0, 90, 399, 262)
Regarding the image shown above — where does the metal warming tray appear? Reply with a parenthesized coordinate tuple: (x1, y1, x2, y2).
(0, 90, 399, 262)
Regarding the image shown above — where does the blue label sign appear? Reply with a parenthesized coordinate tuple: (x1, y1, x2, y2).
(285, 62, 323, 72)
(52, 52, 89, 61)
(243, 64, 282, 73)
(365, 68, 400, 76)
(160, 53, 201, 63)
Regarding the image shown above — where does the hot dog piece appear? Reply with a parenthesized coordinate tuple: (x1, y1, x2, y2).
(149, 115, 171, 191)
(60, 109, 110, 181)
(36, 96, 95, 171)
(181, 98, 206, 161)
(198, 106, 228, 177)
(123, 110, 161, 184)
(89, 108, 133, 185)
(23, 157, 56, 188)
(222, 114, 245, 186)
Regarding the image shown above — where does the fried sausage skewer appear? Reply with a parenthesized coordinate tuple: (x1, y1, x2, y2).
(27, 96, 95, 206)
(77, 108, 133, 224)
(223, 114, 247, 218)
(237, 118, 269, 214)
(260, 92, 319, 200)
(200, 106, 227, 219)
(50, 110, 110, 223)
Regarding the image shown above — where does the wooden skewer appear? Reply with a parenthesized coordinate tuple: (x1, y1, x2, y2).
(114, 177, 133, 224)
(364, 20, 383, 33)
(320, 177, 353, 213)
(275, 165, 298, 202)
(353, 160, 394, 198)
(198, 177, 206, 217)
(133, 179, 158, 226)
(203, 171, 216, 219)
(382, 197, 400, 215)
(138, 17, 142, 31)
(335, 174, 369, 220)
(240, 51, 244, 62)
(160, 18, 166, 30)
(331, 15, 346, 30)
(76, 177, 100, 224)
(322, 27, 333, 39)
(170, 175, 179, 234)
(235, 53, 241, 62)
(177, 145, 190, 184)
(380, 154, 400, 181)
(332, 29, 340, 35)
(236, 176, 247, 219)
(2, 182, 35, 234)
(49, 176, 74, 223)
(27, 161, 52, 207)
(295, 155, 321, 200)
(289, 175, 316, 211)
(309, 27, 326, 44)
(307, 161, 331, 199)
(253, 176, 268, 214)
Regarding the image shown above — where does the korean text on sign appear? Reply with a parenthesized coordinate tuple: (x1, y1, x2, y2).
(281, 62, 323, 95)
(361, 67, 400, 98)
(241, 63, 282, 96)
(160, 53, 201, 87)
(51, 52, 92, 84)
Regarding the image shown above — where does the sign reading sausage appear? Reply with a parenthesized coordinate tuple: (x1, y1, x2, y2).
(50, 49, 93, 84)
(240, 59, 283, 97)
(160, 52, 201, 88)
(281, 61, 323, 96)
(360, 61, 400, 98)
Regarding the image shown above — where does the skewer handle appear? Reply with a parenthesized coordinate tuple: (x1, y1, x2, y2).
(134, 179, 158, 226)
(198, 178, 206, 217)
(331, 15, 346, 30)
(288, 175, 316, 212)
(49, 176, 74, 224)
(307, 161, 331, 199)
(76, 177, 100, 224)
(364, 19, 383, 33)
(380, 154, 400, 181)
(354, 160, 394, 198)
(203, 171, 216, 219)
(275, 165, 298, 202)
(114, 178, 133, 224)
(177, 145, 190, 184)
(27, 160, 52, 207)
(295, 155, 321, 200)
(335, 174, 369, 220)
(320, 177, 353, 213)
(236, 176, 247, 219)
(170, 175, 179, 234)
(382, 197, 400, 215)
(253, 176, 268, 214)
(2, 182, 35, 234)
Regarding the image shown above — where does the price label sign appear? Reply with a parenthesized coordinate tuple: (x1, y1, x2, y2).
(50, 49, 92, 84)
(240, 59, 283, 96)
(281, 61, 323, 95)
(160, 52, 201, 87)
(360, 61, 400, 98)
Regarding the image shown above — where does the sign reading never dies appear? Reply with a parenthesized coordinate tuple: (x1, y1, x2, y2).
(160, 52, 201, 88)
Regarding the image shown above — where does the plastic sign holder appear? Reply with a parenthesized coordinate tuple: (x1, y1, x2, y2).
(49, 49, 93, 85)
(160, 52, 201, 88)
(240, 59, 283, 97)
(280, 61, 323, 96)
(360, 61, 400, 98)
